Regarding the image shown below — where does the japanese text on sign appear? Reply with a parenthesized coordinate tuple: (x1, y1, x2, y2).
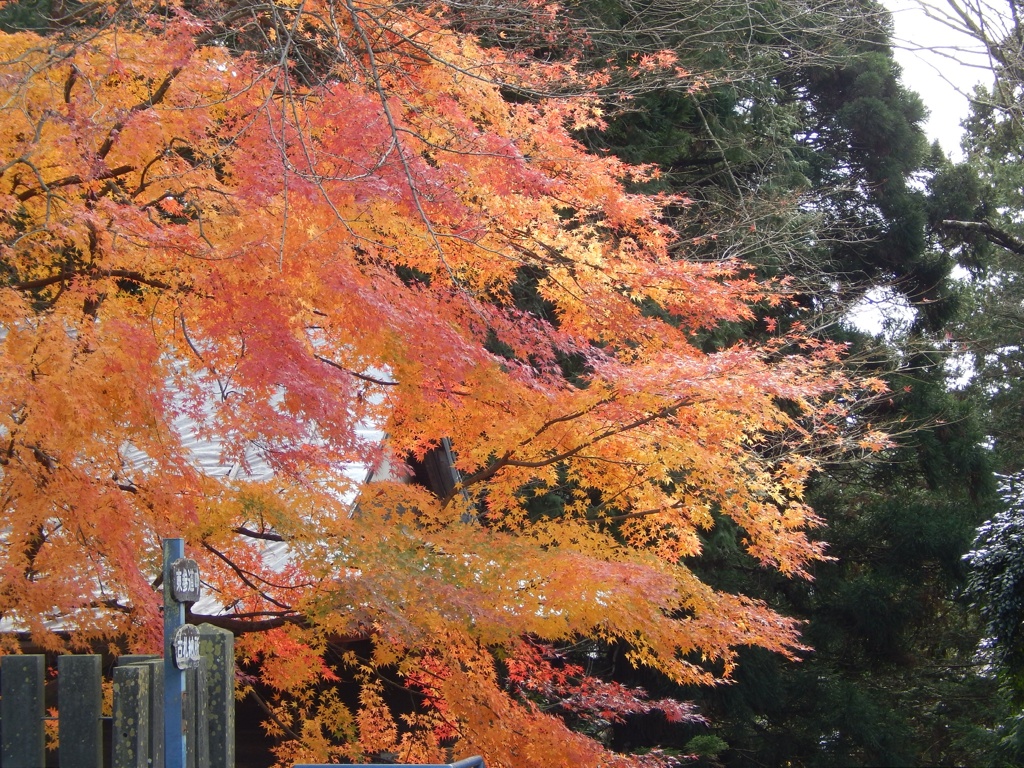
(173, 625, 201, 670)
(171, 558, 201, 603)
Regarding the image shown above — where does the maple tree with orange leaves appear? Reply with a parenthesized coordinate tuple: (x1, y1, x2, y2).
(0, 1, 869, 765)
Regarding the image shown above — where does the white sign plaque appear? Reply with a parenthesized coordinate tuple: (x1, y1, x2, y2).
(172, 625, 201, 670)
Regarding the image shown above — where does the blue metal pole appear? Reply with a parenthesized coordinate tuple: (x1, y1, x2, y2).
(164, 538, 187, 768)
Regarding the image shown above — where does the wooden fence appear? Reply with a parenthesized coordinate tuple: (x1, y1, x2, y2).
(0, 624, 234, 768)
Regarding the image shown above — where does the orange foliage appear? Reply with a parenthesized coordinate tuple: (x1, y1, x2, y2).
(1, 2, 853, 764)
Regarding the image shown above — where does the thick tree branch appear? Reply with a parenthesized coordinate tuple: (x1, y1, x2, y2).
(941, 218, 1024, 256)
(97, 68, 182, 159)
(232, 526, 286, 542)
(9, 268, 172, 292)
(16, 164, 134, 202)
(440, 397, 693, 508)
(604, 501, 685, 522)
(201, 542, 296, 610)
(187, 611, 304, 633)
(315, 354, 398, 386)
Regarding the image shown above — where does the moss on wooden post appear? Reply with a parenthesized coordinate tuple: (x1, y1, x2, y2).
(0, 654, 45, 768)
(199, 624, 235, 768)
(58, 654, 103, 768)
(113, 663, 150, 768)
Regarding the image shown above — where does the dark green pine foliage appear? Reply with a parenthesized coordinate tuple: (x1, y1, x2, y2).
(925, 7, 1024, 756)
(0, 0, 50, 33)
(931, 93, 1024, 476)
(712, 366, 1001, 767)
(792, 53, 951, 324)
(579, 0, 955, 329)
(559, 0, 1005, 764)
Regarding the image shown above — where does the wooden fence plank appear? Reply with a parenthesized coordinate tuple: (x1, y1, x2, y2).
(112, 664, 150, 768)
(1, 654, 46, 768)
(142, 659, 166, 768)
(58, 654, 103, 768)
(184, 662, 210, 768)
(119, 656, 165, 768)
(199, 624, 235, 768)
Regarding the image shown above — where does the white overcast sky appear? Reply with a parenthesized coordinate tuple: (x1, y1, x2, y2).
(887, 0, 994, 157)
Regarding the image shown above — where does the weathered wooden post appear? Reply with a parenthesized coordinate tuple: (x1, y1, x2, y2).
(58, 654, 103, 768)
(164, 538, 201, 768)
(0, 654, 45, 767)
(199, 624, 235, 768)
(184, 661, 210, 768)
(119, 656, 165, 768)
(113, 663, 150, 768)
